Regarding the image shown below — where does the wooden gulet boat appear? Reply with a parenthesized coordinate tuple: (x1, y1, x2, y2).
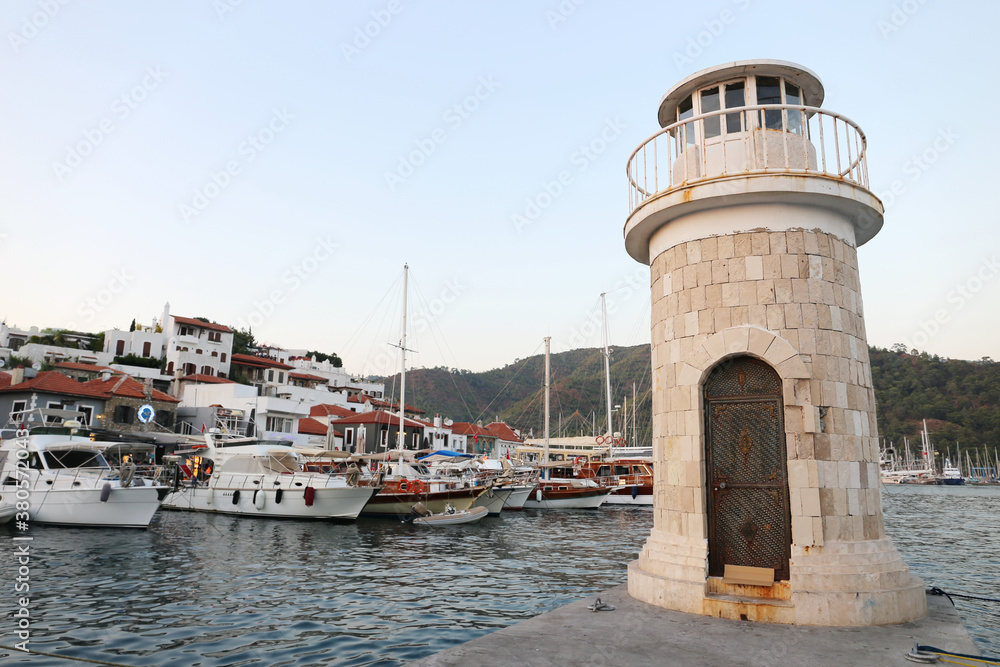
(522, 337, 613, 510)
(359, 265, 490, 518)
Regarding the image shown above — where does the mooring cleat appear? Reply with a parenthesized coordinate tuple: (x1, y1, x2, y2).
(587, 597, 616, 612)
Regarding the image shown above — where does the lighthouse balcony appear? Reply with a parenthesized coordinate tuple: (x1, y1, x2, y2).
(627, 104, 870, 214)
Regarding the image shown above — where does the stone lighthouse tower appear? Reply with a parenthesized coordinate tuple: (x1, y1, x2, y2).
(625, 60, 925, 625)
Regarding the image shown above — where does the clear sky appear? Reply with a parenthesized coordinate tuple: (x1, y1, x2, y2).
(1, 0, 997, 375)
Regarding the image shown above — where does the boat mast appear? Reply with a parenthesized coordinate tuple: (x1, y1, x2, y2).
(397, 264, 409, 461)
(631, 382, 637, 446)
(601, 293, 613, 451)
(543, 336, 551, 479)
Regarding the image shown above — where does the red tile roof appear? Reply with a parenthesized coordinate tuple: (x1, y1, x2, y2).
(230, 353, 294, 370)
(347, 393, 391, 407)
(84, 375, 181, 403)
(177, 374, 235, 384)
(0, 372, 12, 389)
(172, 316, 233, 334)
(289, 372, 328, 383)
(296, 417, 343, 437)
(309, 404, 355, 419)
(486, 421, 523, 443)
(346, 394, 424, 413)
(449, 422, 496, 438)
(0, 371, 110, 399)
(328, 410, 425, 429)
(53, 361, 121, 374)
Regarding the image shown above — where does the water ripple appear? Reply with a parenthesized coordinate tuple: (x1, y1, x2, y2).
(0, 508, 652, 666)
(2, 488, 997, 665)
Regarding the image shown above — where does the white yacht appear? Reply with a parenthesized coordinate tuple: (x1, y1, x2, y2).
(161, 432, 380, 520)
(0, 410, 167, 528)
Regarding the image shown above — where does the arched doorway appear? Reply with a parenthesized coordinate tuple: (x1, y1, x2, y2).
(704, 356, 791, 581)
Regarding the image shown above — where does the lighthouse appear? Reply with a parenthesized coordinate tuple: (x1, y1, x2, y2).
(625, 60, 926, 625)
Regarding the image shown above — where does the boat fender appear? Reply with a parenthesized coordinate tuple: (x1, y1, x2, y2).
(275, 488, 283, 504)
(536, 488, 543, 502)
(253, 489, 265, 510)
(205, 487, 213, 506)
(304, 486, 315, 507)
(100, 482, 112, 503)
(232, 489, 241, 505)
(632, 485, 639, 500)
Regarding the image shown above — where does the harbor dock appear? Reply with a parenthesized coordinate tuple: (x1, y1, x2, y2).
(407, 585, 981, 666)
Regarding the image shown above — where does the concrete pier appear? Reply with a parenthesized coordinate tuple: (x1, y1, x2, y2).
(407, 586, 980, 666)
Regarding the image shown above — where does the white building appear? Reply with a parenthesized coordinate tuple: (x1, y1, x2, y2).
(176, 381, 311, 445)
(104, 327, 166, 361)
(162, 304, 234, 379)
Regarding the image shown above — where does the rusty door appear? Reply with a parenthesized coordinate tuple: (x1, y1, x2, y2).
(704, 357, 791, 581)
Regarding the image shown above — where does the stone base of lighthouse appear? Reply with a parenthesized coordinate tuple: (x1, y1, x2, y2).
(627, 227, 926, 626)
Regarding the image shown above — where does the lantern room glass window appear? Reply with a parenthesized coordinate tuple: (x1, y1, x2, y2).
(757, 76, 782, 130)
(674, 75, 808, 147)
(701, 87, 721, 138)
(724, 81, 745, 133)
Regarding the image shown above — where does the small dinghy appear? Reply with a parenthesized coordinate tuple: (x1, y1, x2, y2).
(409, 502, 488, 526)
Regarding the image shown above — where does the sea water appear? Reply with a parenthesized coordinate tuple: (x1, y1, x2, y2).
(1, 487, 997, 665)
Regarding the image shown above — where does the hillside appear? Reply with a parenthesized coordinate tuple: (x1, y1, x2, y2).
(869, 347, 1000, 461)
(385, 345, 654, 444)
(382, 345, 1000, 459)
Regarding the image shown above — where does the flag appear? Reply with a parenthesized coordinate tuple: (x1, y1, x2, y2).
(201, 423, 206, 433)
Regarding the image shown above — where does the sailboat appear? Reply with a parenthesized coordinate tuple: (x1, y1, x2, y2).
(360, 265, 487, 517)
(588, 292, 655, 506)
(523, 337, 613, 509)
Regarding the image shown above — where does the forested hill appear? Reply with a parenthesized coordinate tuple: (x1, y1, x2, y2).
(387, 345, 654, 444)
(384, 346, 1000, 456)
(869, 347, 1000, 457)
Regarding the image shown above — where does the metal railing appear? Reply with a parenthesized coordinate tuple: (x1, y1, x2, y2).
(626, 104, 870, 215)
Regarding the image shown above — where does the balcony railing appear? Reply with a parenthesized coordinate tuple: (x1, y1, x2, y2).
(627, 104, 870, 216)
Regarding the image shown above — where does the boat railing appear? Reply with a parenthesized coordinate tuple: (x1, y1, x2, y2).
(16, 465, 126, 490)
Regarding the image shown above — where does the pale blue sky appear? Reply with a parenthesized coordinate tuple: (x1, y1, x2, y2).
(1, 0, 997, 374)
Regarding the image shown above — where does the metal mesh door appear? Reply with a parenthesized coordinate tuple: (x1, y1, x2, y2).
(704, 357, 791, 581)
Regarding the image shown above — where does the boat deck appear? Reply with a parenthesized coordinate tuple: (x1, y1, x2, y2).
(406, 585, 981, 666)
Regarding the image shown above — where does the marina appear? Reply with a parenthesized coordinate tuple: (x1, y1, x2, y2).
(1, 5, 998, 666)
(1, 485, 998, 666)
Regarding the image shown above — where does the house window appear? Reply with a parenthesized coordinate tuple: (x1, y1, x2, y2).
(211, 351, 218, 357)
(116, 340, 125, 356)
(345, 429, 354, 445)
(11, 400, 26, 420)
(265, 416, 291, 433)
(221, 353, 227, 363)
(196, 349, 202, 355)
(79, 406, 94, 426)
(155, 410, 174, 428)
(114, 405, 134, 424)
(268, 370, 274, 382)
(277, 372, 284, 384)
(200, 366, 213, 376)
(142, 341, 151, 357)
(167, 361, 174, 375)
(45, 401, 64, 424)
